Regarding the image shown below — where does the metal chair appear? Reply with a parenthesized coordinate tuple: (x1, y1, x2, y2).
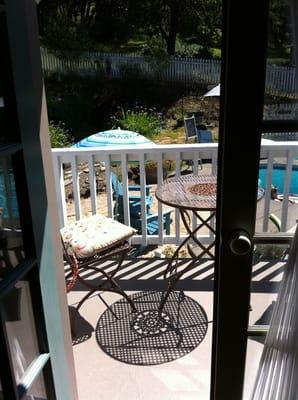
(61, 214, 137, 333)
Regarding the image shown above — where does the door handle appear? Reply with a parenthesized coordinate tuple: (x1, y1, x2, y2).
(229, 230, 252, 255)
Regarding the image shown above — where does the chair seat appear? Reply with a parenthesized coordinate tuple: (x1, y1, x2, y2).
(61, 214, 136, 259)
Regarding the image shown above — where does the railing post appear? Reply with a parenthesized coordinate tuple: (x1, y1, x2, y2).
(87, 154, 97, 215)
(52, 154, 67, 228)
(104, 155, 113, 218)
(157, 152, 164, 244)
(70, 155, 81, 220)
(121, 153, 130, 226)
(139, 153, 148, 245)
(281, 150, 294, 231)
(263, 153, 274, 232)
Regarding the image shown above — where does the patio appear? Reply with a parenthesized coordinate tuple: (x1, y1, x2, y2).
(67, 256, 283, 400)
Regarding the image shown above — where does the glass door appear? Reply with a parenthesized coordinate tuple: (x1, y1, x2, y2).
(244, 0, 298, 398)
(212, 0, 298, 398)
(211, 0, 270, 399)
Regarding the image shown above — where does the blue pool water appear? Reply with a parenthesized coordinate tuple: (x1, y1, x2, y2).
(259, 165, 298, 194)
(0, 170, 19, 218)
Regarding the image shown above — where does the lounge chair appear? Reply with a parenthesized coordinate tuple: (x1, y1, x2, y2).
(197, 128, 213, 143)
(131, 209, 173, 235)
(184, 116, 213, 168)
(111, 172, 153, 220)
(184, 116, 213, 144)
(184, 115, 198, 143)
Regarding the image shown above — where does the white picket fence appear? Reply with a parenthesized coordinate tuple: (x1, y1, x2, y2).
(41, 48, 297, 97)
(264, 103, 298, 121)
(262, 132, 298, 141)
(41, 48, 221, 85)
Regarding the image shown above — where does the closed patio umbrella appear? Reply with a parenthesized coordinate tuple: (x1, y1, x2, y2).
(73, 128, 155, 148)
(203, 84, 220, 97)
(73, 128, 156, 185)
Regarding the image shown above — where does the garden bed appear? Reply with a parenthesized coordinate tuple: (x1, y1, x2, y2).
(45, 75, 220, 145)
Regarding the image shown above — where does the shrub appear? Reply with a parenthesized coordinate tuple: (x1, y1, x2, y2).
(175, 41, 214, 58)
(140, 36, 167, 56)
(111, 105, 165, 139)
(48, 121, 73, 148)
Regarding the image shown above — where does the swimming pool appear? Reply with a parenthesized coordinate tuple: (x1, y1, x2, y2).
(259, 165, 298, 194)
(0, 170, 19, 219)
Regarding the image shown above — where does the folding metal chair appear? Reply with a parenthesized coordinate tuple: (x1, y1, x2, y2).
(61, 214, 137, 333)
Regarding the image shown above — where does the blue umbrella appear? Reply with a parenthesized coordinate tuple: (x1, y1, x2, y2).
(73, 128, 155, 148)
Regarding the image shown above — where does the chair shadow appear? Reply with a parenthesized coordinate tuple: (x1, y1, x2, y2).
(68, 306, 94, 346)
(249, 301, 276, 344)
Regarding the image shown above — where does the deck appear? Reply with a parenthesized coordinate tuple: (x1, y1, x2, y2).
(67, 257, 284, 400)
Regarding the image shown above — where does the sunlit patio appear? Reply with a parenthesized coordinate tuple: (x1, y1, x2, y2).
(67, 256, 283, 400)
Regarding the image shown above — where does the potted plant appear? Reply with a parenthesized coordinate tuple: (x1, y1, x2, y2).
(145, 160, 173, 184)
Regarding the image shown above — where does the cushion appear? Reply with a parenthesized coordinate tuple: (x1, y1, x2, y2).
(61, 214, 136, 259)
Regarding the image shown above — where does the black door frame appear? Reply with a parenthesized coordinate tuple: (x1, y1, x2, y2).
(211, 1, 270, 399)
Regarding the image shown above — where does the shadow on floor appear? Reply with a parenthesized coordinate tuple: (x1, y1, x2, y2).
(249, 301, 276, 344)
(69, 305, 94, 345)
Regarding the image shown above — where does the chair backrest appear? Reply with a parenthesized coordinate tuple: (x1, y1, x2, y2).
(197, 129, 213, 143)
(111, 173, 124, 196)
(184, 116, 197, 142)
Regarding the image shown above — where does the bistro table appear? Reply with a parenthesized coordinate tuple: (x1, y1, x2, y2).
(155, 174, 217, 312)
(94, 174, 213, 365)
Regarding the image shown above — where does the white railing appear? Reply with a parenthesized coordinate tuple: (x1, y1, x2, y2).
(52, 142, 298, 246)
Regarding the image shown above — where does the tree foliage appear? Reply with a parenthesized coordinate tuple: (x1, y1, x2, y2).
(268, 0, 291, 59)
(38, 0, 96, 53)
(129, 0, 221, 55)
(38, 0, 291, 60)
(38, 0, 221, 55)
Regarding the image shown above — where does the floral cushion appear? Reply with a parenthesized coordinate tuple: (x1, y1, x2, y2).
(61, 214, 136, 259)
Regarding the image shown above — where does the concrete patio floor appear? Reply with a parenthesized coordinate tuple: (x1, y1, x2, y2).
(67, 257, 283, 400)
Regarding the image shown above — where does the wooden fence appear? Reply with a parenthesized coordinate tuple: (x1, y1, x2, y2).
(41, 48, 297, 97)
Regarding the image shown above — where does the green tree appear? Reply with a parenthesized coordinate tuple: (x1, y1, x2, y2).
(38, 0, 96, 52)
(38, 0, 222, 57)
(127, 0, 221, 56)
(268, 0, 291, 60)
(92, 0, 132, 43)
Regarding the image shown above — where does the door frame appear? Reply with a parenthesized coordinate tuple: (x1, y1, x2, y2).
(2, 1, 78, 398)
(211, 1, 270, 399)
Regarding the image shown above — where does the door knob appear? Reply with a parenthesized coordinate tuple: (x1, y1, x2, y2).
(229, 230, 252, 255)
